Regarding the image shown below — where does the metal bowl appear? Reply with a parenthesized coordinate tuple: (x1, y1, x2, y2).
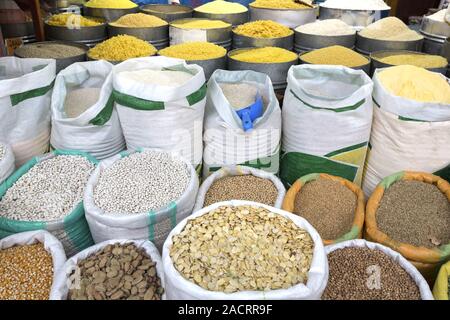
(355, 33, 423, 55)
(299, 50, 371, 74)
(83, 5, 139, 22)
(370, 50, 448, 75)
(294, 31, 355, 53)
(249, 5, 316, 29)
(44, 21, 107, 47)
(0, 21, 34, 38)
(169, 18, 232, 49)
(186, 55, 227, 80)
(193, 10, 248, 26)
(319, 6, 390, 29)
(443, 38, 450, 61)
(227, 47, 298, 90)
(140, 4, 193, 22)
(108, 24, 169, 50)
(420, 15, 450, 39)
(15, 41, 88, 73)
(232, 30, 294, 50)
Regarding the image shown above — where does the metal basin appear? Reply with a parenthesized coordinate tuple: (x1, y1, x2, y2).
(232, 31, 294, 50)
(108, 24, 169, 50)
(319, 6, 390, 29)
(193, 10, 248, 26)
(140, 4, 193, 22)
(356, 33, 423, 55)
(83, 6, 139, 22)
(187, 55, 227, 80)
(294, 31, 355, 53)
(45, 21, 107, 47)
(249, 5, 316, 29)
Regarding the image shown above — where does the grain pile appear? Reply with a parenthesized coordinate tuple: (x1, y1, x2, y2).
(68, 243, 164, 300)
(203, 175, 278, 207)
(158, 42, 226, 60)
(47, 13, 103, 27)
(110, 13, 167, 28)
(84, 0, 137, 9)
(301, 45, 369, 67)
(234, 20, 293, 38)
(230, 47, 297, 63)
(117, 69, 193, 86)
(219, 82, 258, 109)
(0, 243, 53, 300)
(170, 205, 314, 292)
(0, 155, 95, 221)
(250, 0, 311, 9)
(88, 35, 157, 61)
(295, 19, 355, 36)
(376, 180, 450, 248)
(195, 1, 247, 14)
(0, 144, 4, 162)
(93, 151, 190, 214)
(294, 178, 356, 240)
(323, 247, 421, 300)
(359, 17, 423, 41)
(171, 19, 230, 29)
(64, 87, 101, 118)
(17, 43, 86, 59)
(378, 53, 448, 69)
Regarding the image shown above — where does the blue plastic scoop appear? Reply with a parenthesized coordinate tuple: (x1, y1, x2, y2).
(235, 95, 263, 132)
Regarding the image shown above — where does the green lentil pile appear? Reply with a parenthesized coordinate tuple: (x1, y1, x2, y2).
(294, 178, 356, 239)
(323, 247, 421, 300)
(0, 243, 53, 300)
(376, 180, 450, 248)
(16, 43, 86, 59)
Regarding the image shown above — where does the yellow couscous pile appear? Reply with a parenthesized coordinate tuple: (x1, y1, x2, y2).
(88, 35, 157, 61)
(158, 42, 227, 60)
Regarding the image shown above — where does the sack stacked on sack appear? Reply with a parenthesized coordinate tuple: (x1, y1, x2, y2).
(112, 56, 206, 170)
(281, 65, 373, 187)
(0, 57, 56, 167)
(362, 69, 450, 195)
(203, 70, 282, 179)
(0, 142, 15, 184)
(51, 61, 125, 160)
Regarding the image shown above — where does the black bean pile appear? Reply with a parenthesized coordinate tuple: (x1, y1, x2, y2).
(376, 180, 450, 248)
(294, 178, 356, 239)
(203, 175, 278, 207)
(322, 247, 421, 300)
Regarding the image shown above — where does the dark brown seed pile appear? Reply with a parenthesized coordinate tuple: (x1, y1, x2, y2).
(376, 180, 450, 248)
(68, 243, 164, 300)
(203, 175, 278, 207)
(322, 247, 421, 300)
(293, 178, 356, 239)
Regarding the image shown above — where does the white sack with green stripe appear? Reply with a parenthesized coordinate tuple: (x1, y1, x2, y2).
(112, 57, 206, 168)
(83, 149, 199, 251)
(0, 57, 56, 167)
(0, 142, 14, 184)
(281, 65, 373, 187)
(362, 69, 450, 196)
(203, 70, 282, 179)
(50, 61, 125, 160)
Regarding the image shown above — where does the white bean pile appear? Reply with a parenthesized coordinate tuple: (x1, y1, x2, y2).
(94, 151, 190, 214)
(0, 155, 95, 221)
(0, 144, 4, 161)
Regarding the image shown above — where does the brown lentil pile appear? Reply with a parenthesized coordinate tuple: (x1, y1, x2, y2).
(170, 205, 314, 293)
(376, 180, 450, 248)
(323, 247, 421, 300)
(68, 243, 164, 300)
(0, 243, 53, 300)
(294, 178, 356, 239)
(203, 175, 278, 207)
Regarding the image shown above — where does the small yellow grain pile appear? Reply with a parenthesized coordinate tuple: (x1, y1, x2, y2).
(88, 35, 156, 61)
(230, 47, 297, 63)
(377, 65, 450, 104)
(301, 45, 369, 67)
(234, 20, 293, 38)
(158, 42, 227, 60)
(47, 13, 102, 27)
(250, 0, 310, 9)
(85, 0, 137, 9)
(195, 1, 248, 14)
(359, 17, 423, 41)
(378, 53, 448, 69)
(171, 19, 231, 29)
(110, 13, 167, 28)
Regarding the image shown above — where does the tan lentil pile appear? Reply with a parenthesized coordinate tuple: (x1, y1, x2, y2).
(16, 43, 86, 59)
(294, 178, 356, 240)
(203, 175, 278, 207)
(68, 243, 164, 300)
(376, 180, 450, 248)
(170, 205, 314, 293)
(323, 247, 421, 300)
(0, 243, 53, 300)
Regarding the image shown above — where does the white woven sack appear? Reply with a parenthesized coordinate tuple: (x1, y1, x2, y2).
(50, 61, 125, 160)
(362, 69, 450, 195)
(0, 57, 56, 167)
(325, 239, 434, 300)
(0, 142, 15, 184)
(193, 165, 286, 211)
(163, 200, 329, 300)
(112, 56, 206, 168)
(281, 65, 373, 187)
(0, 230, 67, 299)
(50, 239, 166, 300)
(84, 148, 199, 250)
(203, 70, 282, 179)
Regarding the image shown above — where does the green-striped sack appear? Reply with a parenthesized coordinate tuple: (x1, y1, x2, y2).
(281, 65, 373, 187)
(50, 61, 125, 160)
(362, 68, 450, 196)
(112, 56, 206, 169)
(0, 150, 98, 257)
(83, 148, 199, 251)
(0, 57, 56, 167)
(203, 69, 282, 179)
